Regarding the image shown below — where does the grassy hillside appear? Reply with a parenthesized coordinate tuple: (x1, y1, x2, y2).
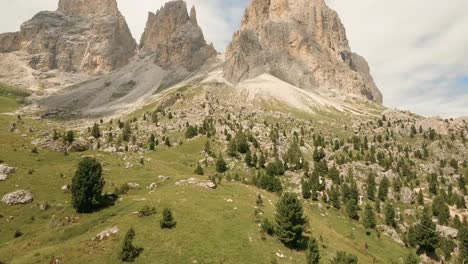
(0, 87, 413, 263)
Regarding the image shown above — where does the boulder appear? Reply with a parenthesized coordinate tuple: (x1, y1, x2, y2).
(0, 174, 7, 181)
(93, 226, 119, 241)
(400, 187, 415, 204)
(436, 225, 458, 238)
(377, 225, 404, 245)
(0, 164, 16, 174)
(2, 190, 34, 205)
(127, 183, 141, 189)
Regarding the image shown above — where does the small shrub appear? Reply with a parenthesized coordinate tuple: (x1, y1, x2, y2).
(160, 208, 176, 229)
(119, 228, 143, 262)
(14, 230, 23, 238)
(138, 205, 156, 217)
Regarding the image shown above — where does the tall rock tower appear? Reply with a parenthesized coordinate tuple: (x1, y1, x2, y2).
(224, 0, 382, 103)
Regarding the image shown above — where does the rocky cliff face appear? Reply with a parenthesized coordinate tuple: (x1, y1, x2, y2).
(0, 0, 136, 75)
(224, 0, 382, 103)
(140, 0, 216, 71)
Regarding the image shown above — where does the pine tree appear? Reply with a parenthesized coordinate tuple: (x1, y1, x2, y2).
(245, 149, 253, 167)
(346, 199, 359, 220)
(71, 157, 104, 213)
(185, 125, 198, 139)
(226, 138, 237, 157)
(148, 134, 156, 151)
(302, 180, 312, 199)
(366, 173, 376, 201)
(194, 163, 204, 176)
(216, 154, 228, 173)
(164, 137, 171, 147)
(119, 228, 143, 262)
(458, 225, 468, 262)
(330, 186, 341, 209)
(275, 193, 308, 248)
(122, 122, 131, 142)
(408, 208, 440, 254)
(362, 204, 376, 229)
(305, 237, 320, 264)
(384, 203, 396, 228)
(432, 195, 450, 225)
(65, 130, 75, 144)
(91, 123, 101, 138)
(160, 208, 176, 229)
(417, 190, 424, 206)
(256, 194, 263, 207)
(378, 176, 390, 201)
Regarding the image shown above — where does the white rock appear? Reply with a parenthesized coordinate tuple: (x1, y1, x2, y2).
(158, 175, 170, 181)
(2, 190, 34, 205)
(0, 174, 7, 181)
(127, 183, 140, 189)
(93, 226, 119, 241)
(148, 183, 157, 191)
(0, 164, 15, 175)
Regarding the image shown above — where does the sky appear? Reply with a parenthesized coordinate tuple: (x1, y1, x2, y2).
(0, 0, 467, 118)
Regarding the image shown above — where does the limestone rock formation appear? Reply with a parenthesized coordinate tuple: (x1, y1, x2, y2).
(140, 0, 216, 71)
(2, 190, 34, 205)
(0, 0, 136, 75)
(224, 0, 383, 103)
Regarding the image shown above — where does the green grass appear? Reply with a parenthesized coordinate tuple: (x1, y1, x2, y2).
(0, 88, 411, 263)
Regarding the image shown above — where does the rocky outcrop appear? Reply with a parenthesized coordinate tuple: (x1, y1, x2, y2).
(2, 190, 34, 205)
(224, 0, 382, 103)
(0, 0, 136, 75)
(140, 0, 216, 71)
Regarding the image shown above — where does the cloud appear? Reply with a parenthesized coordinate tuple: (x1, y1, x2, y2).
(0, 0, 467, 118)
(326, 0, 468, 117)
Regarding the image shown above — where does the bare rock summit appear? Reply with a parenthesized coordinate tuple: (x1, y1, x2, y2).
(0, 0, 136, 75)
(140, 0, 217, 71)
(224, 0, 383, 103)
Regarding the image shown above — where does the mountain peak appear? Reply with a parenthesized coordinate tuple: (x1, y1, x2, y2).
(57, 0, 120, 17)
(140, 0, 216, 70)
(224, 0, 383, 103)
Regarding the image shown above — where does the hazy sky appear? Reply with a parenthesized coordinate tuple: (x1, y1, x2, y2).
(0, 0, 467, 118)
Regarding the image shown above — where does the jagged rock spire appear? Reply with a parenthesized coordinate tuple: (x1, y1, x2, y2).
(140, 0, 216, 70)
(224, 0, 383, 103)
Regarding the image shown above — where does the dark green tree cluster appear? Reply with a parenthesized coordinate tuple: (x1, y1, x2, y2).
(185, 125, 198, 139)
(254, 171, 282, 193)
(275, 193, 308, 248)
(71, 158, 104, 213)
(160, 208, 177, 229)
(119, 228, 143, 262)
(407, 208, 440, 254)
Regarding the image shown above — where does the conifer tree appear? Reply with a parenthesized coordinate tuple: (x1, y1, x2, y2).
(216, 154, 228, 173)
(366, 173, 376, 201)
(384, 203, 396, 228)
(378, 176, 390, 201)
(275, 193, 308, 248)
(408, 208, 440, 254)
(71, 157, 104, 213)
(160, 208, 176, 229)
(346, 199, 359, 220)
(194, 163, 204, 176)
(119, 228, 143, 262)
(305, 237, 320, 264)
(91, 123, 101, 138)
(362, 204, 376, 229)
